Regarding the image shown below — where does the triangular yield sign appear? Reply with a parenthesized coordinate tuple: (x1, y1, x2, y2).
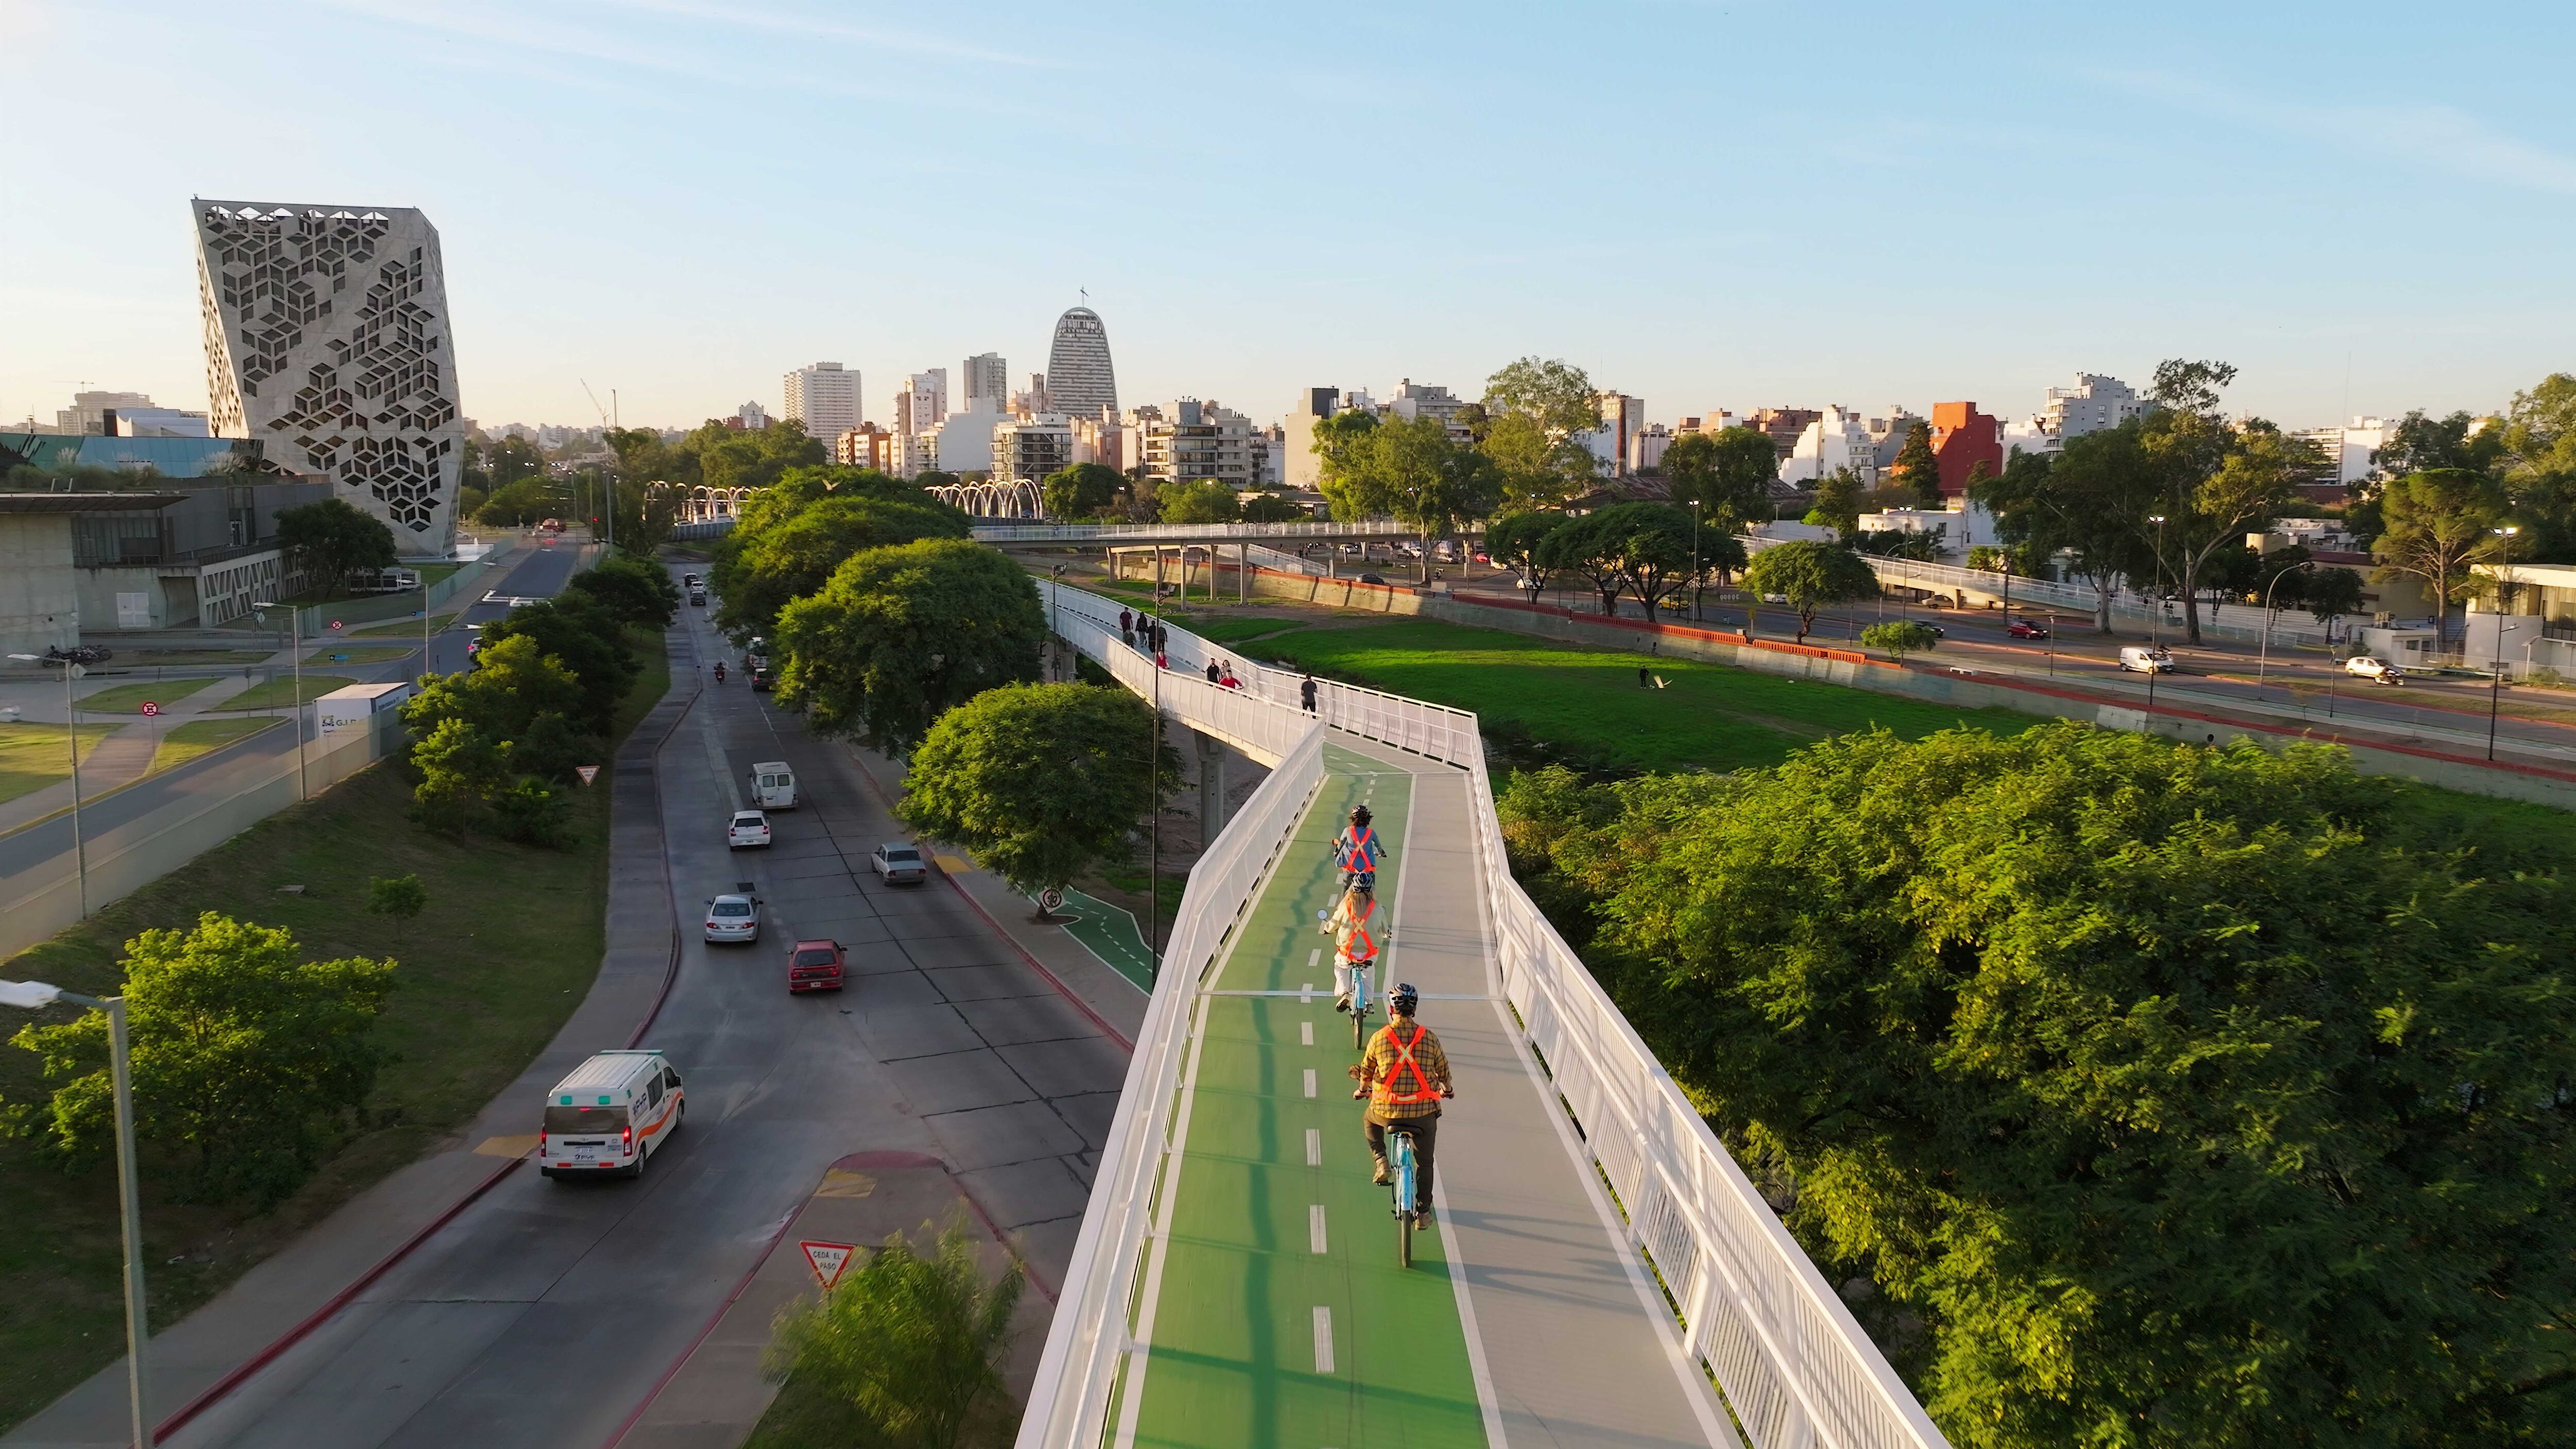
(801, 1240, 857, 1291)
(575, 765, 600, 785)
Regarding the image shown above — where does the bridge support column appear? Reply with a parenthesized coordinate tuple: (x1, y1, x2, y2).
(1194, 728, 1228, 840)
(1239, 542, 1248, 604)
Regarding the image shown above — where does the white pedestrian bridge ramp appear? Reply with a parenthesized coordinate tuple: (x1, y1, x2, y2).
(1015, 581, 1953, 1449)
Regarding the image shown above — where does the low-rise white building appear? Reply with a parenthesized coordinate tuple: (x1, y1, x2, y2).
(1778, 406, 1879, 485)
(1854, 502, 2002, 556)
(933, 406, 1009, 476)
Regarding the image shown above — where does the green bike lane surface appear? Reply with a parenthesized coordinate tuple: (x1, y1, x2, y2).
(1125, 743, 1490, 1448)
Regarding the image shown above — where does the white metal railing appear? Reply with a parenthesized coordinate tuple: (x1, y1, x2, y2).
(978, 519, 1434, 543)
(1013, 720, 1327, 1448)
(1020, 580, 1951, 1449)
(1244, 542, 1323, 576)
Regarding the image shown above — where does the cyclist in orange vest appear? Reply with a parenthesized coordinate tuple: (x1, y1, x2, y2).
(1333, 805, 1385, 890)
(1320, 881, 1380, 1014)
(1350, 982, 1453, 1217)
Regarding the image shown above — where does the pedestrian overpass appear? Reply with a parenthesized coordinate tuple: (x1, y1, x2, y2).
(1016, 580, 1951, 1449)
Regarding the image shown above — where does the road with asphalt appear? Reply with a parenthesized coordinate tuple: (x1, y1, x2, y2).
(164, 566, 1129, 1449)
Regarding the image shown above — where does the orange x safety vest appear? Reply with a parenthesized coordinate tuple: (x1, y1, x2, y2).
(1338, 897, 1378, 963)
(1373, 1021, 1439, 1106)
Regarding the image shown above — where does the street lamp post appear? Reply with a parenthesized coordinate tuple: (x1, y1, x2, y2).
(1, 979, 149, 1446)
(1688, 500, 1702, 624)
(2488, 619, 2529, 763)
(2146, 514, 2168, 646)
(2256, 560, 2314, 685)
(249, 602, 307, 801)
(7, 655, 87, 916)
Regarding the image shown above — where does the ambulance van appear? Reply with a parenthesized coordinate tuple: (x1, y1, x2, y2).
(539, 1050, 685, 1180)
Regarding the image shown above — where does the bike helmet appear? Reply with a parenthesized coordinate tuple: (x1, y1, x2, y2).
(1351, 805, 1372, 826)
(1388, 982, 1419, 1015)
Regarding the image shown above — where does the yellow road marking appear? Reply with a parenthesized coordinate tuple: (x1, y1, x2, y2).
(934, 854, 974, 873)
(815, 1169, 877, 1199)
(475, 1134, 540, 1158)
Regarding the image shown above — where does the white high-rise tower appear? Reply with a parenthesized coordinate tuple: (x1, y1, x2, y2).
(1046, 306, 1117, 420)
(784, 362, 861, 441)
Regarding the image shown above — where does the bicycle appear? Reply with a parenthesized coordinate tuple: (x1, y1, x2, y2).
(1346, 962, 1373, 1050)
(1387, 1124, 1421, 1266)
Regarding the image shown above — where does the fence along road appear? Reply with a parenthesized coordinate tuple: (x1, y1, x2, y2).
(1017, 582, 1950, 1449)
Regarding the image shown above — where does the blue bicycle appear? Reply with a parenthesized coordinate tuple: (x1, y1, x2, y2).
(1387, 1126, 1421, 1267)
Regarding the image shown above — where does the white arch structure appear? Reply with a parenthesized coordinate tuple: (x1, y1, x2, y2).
(925, 478, 1045, 519)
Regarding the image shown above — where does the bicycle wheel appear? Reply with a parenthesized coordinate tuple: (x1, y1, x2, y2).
(1398, 1206, 1413, 1267)
(1353, 1000, 1366, 1050)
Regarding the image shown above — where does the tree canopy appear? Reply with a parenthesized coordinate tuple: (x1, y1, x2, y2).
(276, 497, 398, 598)
(1157, 479, 1239, 524)
(1485, 511, 1569, 599)
(474, 588, 639, 735)
(774, 538, 1045, 754)
(2372, 467, 2510, 645)
(1477, 356, 1603, 512)
(1664, 427, 1780, 532)
(10, 913, 394, 1206)
(1500, 724, 2576, 1449)
(1740, 538, 1877, 640)
(1041, 462, 1124, 520)
(710, 487, 971, 641)
(1804, 465, 1862, 537)
(897, 683, 1179, 900)
(564, 551, 680, 629)
(1315, 414, 1504, 580)
(1892, 421, 1942, 508)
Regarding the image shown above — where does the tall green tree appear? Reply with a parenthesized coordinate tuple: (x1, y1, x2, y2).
(1804, 465, 1862, 537)
(1892, 420, 1943, 508)
(2372, 467, 2510, 646)
(1239, 491, 1307, 522)
(2498, 373, 2576, 560)
(1585, 502, 1699, 616)
(1511, 724, 2576, 1449)
(276, 497, 399, 597)
(1537, 509, 1628, 616)
(1316, 415, 1503, 581)
(713, 492, 971, 641)
(899, 683, 1180, 911)
(1977, 426, 2159, 633)
(1478, 356, 1604, 512)
(2377, 408, 2505, 480)
(1481, 356, 1600, 438)
(1041, 461, 1124, 519)
(775, 538, 1045, 754)
(1666, 427, 1783, 534)
(2134, 361, 2313, 644)
(1157, 479, 1239, 524)
(762, 1219, 1024, 1449)
(476, 591, 639, 735)
(9, 913, 395, 1206)
(1739, 538, 1877, 641)
(1485, 511, 1569, 601)
(564, 553, 680, 629)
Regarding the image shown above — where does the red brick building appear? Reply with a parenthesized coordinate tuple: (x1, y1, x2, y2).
(1930, 402, 2002, 497)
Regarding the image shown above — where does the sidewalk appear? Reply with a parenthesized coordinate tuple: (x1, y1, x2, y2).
(0, 671, 274, 837)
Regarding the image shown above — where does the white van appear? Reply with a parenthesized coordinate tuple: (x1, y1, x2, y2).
(539, 1050, 685, 1181)
(2118, 646, 2175, 673)
(751, 761, 797, 809)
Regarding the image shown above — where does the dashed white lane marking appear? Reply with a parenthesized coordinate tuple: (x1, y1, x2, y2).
(1300, 1021, 1314, 1047)
(1313, 1307, 1335, 1373)
(1308, 948, 1321, 969)
(1302, 1068, 1316, 1098)
(1310, 1204, 1328, 1253)
(1306, 1128, 1321, 1166)
(1300, 980, 1314, 1004)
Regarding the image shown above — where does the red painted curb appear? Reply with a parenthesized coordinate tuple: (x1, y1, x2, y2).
(152, 667, 706, 1441)
(152, 1154, 526, 1442)
(628, 682, 706, 1048)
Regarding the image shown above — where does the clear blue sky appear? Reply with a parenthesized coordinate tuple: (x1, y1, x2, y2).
(4, 1, 2570, 434)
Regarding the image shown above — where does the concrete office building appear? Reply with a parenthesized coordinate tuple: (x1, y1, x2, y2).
(2291, 417, 2400, 498)
(193, 201, 466, 553)
(1012, 373, 1051, 417)
(1046, 307, 1118, 419)
(993, 414, 1074, 483)
(784, 362, 862, 441)
(50, 390, 209, 437)
(1389, 379, 1470, 438)
(962, 353, 1008, 413)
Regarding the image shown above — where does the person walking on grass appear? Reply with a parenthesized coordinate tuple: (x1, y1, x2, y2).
(1350, 981, 1453, 1218)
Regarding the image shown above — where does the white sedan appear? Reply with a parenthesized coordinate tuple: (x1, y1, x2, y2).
(2345, 655, 2406, 684)
(871, 842, 928, 885)
(704, 893, 761, 944)
(728, 810, 773, 848)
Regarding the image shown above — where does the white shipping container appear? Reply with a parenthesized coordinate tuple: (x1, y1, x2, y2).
(316, 681, 412, 739)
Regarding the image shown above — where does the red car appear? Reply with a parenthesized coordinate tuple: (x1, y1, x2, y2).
(787, 939, 845, 993)
(2007, 619, 2050, 639)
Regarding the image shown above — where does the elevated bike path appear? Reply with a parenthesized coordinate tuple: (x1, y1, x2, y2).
(1116, 736, 1723, 1448)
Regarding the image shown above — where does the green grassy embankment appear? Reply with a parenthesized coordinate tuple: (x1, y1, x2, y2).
(147, 718, 286, 774)
(0, 723, 122, 807)
(208, 674, 358, 711)
(1240, 618, 2049, 774)
(76, 678, 214, 715)
(0, 626, 669, 1430)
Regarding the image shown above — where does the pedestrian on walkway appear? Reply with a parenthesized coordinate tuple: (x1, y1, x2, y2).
(1320, 880, 1380, 1013)
(1155, 649, 1168, 671)
(1153, 621, 1168, 654)
(1120, 607, 1134, 645)
(1300, 672, 1317, 713)
(1205, 659, 1222, 685)
(1351, 982, 1452, 1217)
(1218, 662, 1241, 690)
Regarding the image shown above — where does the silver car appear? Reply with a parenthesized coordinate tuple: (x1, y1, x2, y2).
(704, 892, 761, 944)
(871, 842, 928, 885)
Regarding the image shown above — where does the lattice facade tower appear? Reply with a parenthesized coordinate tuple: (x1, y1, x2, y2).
(1046, 306, 1117, 420)
(194, 201, 465, 551)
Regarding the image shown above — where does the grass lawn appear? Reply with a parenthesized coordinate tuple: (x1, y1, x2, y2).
(0, 625, 669, 1430)
(209, 674, 358, 711)
(1170, 613, 1306, 646)
(78, 678, 214, 715)
(0, 722, 122, 806)
(304, 645, 417, 666)
(1240, 619, 2050, 774)
(148, 717, 285, 774)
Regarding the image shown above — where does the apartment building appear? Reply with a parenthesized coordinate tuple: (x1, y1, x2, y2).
(835, 422, 893, 471)
(962, 353, 1008, 413)
(783, 362, 862, 441)
(993, 414, 1075, 483)
(1136, 399, 1266, 487)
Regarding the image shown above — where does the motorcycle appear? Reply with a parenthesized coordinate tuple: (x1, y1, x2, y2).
(713, 661, 726, 683)
(41, 644, 112, 667)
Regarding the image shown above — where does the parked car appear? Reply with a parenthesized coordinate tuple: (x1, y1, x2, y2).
(2345, 654, 2406, 684)
(786, 939, 845, 993)
(727, 810, 772, 848)
(704, 891, 762, 944)
(871, 842, 928, 884)
(2118, 645, 2175, 673)
(2007, 619, 2050, 639)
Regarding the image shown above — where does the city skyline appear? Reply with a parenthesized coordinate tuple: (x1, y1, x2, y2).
(4, 2, 2571, 435)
